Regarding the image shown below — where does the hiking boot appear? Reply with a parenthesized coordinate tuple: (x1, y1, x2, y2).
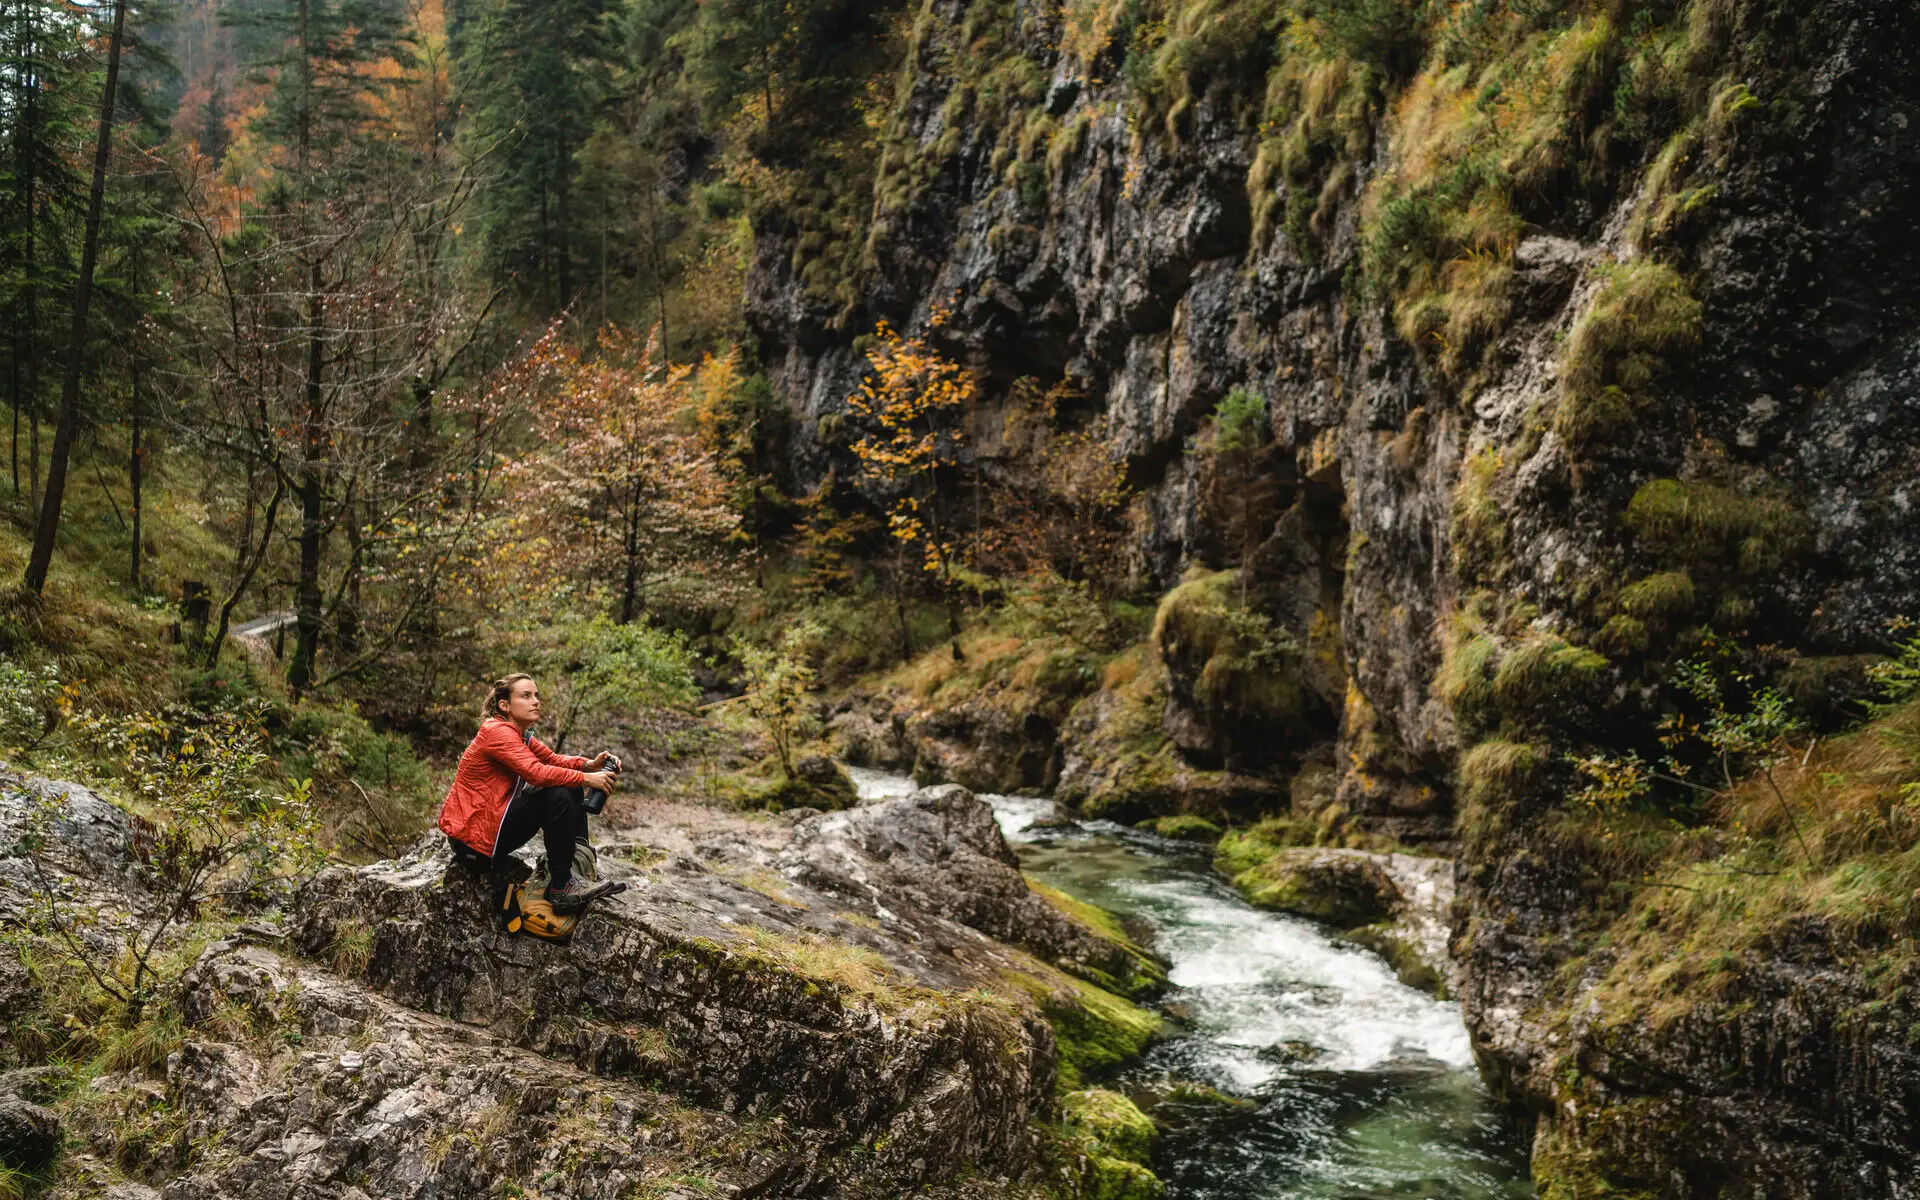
(545, 877, 602, 912)
(545, 876, 627, 913)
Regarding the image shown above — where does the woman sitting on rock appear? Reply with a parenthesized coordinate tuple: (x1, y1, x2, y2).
(438, 673, 620, 911)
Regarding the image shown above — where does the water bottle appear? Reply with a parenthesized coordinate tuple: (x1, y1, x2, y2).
(582, 751, 621, 815)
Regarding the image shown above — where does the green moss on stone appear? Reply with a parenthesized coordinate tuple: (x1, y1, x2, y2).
(1080, 1155, 1165, 1200)
(1619, 571, 1696, 621)
(1451, 447, 1509, 581)
(1027, 879, 1168, 998)
(1223, 848, 1398, 929)
(1012, 973, 1162, 1090)
(1554, 261, 1702, 462)
(1489, 633, 1609, 713)
(1152, 570, 1306, 735)
(1593, 614, 1650, 657)
(1342, 923, 1447, 998)
(1623, 478, 1806, 574)
(1061, 1088, 1156, 1165)
(1134, 814, 1223, 842)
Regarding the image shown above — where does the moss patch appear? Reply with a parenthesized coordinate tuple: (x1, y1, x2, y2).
(1134, 814, 1223, 841)
(1219, 846, 1399, 929)
(1027, 879, 1169, 998)
(1004, 969, 1162, 1091)
(1554, 261, 1703, 463)
(1061, 1088, 1157, 1165)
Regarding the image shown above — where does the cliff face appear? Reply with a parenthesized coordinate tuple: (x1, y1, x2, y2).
(746, 0, 1920, 1192)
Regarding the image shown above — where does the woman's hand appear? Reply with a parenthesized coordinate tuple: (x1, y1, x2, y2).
(588, 751, 613, 770)
(583, 771, 617, 793)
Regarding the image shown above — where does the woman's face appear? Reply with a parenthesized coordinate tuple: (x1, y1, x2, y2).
(505, 678, 542, 727)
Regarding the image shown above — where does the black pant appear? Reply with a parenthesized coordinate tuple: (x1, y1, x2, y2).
(493, 785, 587, 886)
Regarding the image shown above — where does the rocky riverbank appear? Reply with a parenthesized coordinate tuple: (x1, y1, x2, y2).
(0, 773, 1172, 1198)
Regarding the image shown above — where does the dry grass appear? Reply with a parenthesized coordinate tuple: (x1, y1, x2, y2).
(1578, 701, 1920, 1027)
(738, 925, 916, 1010)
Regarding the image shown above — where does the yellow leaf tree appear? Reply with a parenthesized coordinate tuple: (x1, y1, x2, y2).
(845, 308, 974, 659)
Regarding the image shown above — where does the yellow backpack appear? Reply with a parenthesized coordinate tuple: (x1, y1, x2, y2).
(499, 841, 615, 941)
(501, 879, 578, 940)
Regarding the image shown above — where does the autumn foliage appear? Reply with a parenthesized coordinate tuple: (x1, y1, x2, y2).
(502, 323, 739, 622)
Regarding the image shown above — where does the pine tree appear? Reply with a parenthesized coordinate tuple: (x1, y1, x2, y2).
(456, 0, 610, 311)
(24, 0, 133, 595)
(1, 0, 89, 515)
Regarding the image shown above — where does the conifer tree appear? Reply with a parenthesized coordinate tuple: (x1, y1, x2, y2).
(24, 0, 132, 595)
(456, 0, 610, 311)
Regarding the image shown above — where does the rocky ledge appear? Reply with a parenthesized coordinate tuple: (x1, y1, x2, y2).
(2, 776, 1168, 1198)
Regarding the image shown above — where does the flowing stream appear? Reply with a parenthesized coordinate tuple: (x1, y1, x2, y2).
(848, 768, 1534, 1200)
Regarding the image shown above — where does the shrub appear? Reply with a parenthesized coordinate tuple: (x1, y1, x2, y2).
(22, 707, 321, 1023)
(549, 617, 701, 746)
(734, 623, 822, 779)
(1321, 0, 1431, 81)
(0, 657, 63, 756)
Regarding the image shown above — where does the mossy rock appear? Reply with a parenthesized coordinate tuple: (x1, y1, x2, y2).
(1027, 879, 1169, 999)
(1014, 974, 1162, 1090)
(1219, 846, 1400, 929)
(1151, 570, 1311, 766)
(1341, 923, 1447, 998)
(1080, 1155, 1165, 1200)
(749, 757, 858, 813)
(1062, 1088, 1157, 1165)
(1130, 1079, 1258, 1138)
(1134, 814, 1223, 842)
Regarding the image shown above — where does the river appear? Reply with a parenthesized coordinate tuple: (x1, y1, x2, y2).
(847, 768, 1534, 1200)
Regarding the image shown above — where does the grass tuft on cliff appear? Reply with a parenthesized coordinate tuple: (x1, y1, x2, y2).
(1554, 261, 1703, 465)
(1575, 697, 1920, 1027)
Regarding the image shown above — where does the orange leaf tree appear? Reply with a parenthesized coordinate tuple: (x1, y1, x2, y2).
(507, 323, 739, 623)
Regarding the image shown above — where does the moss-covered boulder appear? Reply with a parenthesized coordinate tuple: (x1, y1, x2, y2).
(748, 756, 858, 812)
(1014, 973, 1162, 1089)
(1060, 1088, 1165, 1199)
(1152, 570, 1317, 771)
(1218, 844, 1401, 929)
(1134, 814, 1223, 842)
(1062, 1088, 1157, 1163)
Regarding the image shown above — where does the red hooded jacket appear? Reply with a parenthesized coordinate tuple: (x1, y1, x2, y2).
(438, 716, 588, 857)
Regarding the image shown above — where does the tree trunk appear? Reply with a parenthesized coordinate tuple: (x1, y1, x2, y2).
(337, 494, 362, 656)
(207, 477, 284, 670)
(555, 129, 573, 307)
(24, 0, 130, 595)
(288, 0, 324, 696)
(11, 1, 35, 505)
(290, 278, 326, 696)
(129, 356, 142, 589)
(618, 478, 642, 624)
(407, 374, 433, 474)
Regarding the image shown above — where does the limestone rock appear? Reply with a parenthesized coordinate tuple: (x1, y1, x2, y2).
(1229, 847, 1401, 929)
(0, 1093, 60, 1170)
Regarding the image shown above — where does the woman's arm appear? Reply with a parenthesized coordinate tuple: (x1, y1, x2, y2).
(527, 735, 589, 772)
(481, 724, 585, 788)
